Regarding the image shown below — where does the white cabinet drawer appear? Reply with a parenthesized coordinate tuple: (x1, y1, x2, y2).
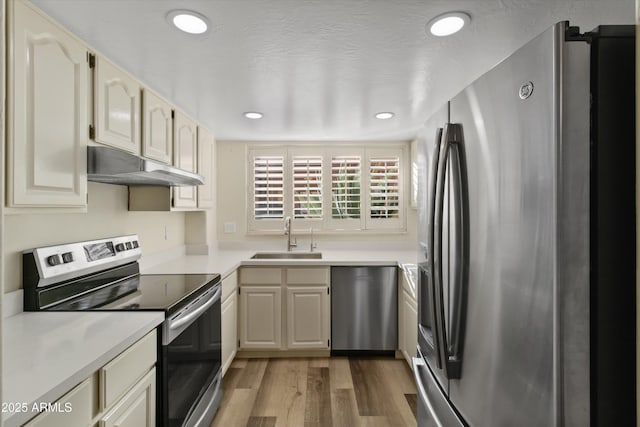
(100, 330, 156, 410)
(240, 267, 282, 285)
(25, 376, 94, 427)
(286, 268, 329, 285)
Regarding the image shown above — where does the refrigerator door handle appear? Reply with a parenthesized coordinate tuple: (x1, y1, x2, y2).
(446, 126, 468, 380)
(423, 127, 445, 369)
(434, 123, 466, 380)
(412, 357, 444, 427)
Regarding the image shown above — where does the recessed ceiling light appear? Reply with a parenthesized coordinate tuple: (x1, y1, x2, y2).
(167, 10, 209, 34)
(428, 12, 470, 37)
(375, 112, 395, 120)
(244, 112, 264, 119)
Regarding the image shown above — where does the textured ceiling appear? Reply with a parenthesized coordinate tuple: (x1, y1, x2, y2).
(32, 0, 634, 141)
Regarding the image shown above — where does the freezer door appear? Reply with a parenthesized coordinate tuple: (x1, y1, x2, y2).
(413, 355, 465, 427)
(446, 24, 560, 426)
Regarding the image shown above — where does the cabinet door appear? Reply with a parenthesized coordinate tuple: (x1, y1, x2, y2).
(221, 292, 238, 375)
(9, 0, 88, 207)
(99, 368, 155, 427)
(25, 376, 94, 427)
(173, 111, 198, 208)
(197, 127, 215, 208)
(239, 286, 281, 349)
(402, 291, 418, 367)
(286, 286, 329, 349)
(94, 56, 141, 154)
(142, 89, 172, 163)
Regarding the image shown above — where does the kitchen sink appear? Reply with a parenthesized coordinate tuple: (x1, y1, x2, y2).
(250, 252, 323, 259)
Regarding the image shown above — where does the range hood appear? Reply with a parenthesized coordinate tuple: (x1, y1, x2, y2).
(87, 146, 204, 186)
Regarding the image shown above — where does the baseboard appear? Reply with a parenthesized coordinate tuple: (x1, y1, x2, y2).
(236, 349, 331, 358)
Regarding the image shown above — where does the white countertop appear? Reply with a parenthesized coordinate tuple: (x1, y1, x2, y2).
(141, 248, 418, 278)
(2, 311, 163, 427)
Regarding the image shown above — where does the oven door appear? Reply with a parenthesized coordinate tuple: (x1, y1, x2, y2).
(160, 284, 222, 427)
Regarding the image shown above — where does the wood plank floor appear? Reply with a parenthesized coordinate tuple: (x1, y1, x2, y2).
(211, 357, 417, 427)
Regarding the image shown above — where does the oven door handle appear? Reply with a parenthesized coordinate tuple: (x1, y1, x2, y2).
(169, 287, 221, 331)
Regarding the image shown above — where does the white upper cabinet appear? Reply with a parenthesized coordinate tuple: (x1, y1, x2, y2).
(7, 0, 88, 207)
(173, 111, 198, 208)
(197, 127, 215, 208)
(142, 89, 173, 164)
(94, 55, 141, 154)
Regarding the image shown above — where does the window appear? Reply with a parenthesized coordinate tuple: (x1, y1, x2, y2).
(292, 155, 322, 219)
(253, 155, 284, 220)
(248, 144, 406, 233)
(369, 156, 400, 219)
(331, 156, 360, 219)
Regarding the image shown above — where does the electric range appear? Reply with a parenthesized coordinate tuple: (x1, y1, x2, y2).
(23, 235, 222, 427)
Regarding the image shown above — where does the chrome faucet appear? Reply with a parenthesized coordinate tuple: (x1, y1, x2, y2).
(309, 227, 317, 252)
(284, 216, 297, 252)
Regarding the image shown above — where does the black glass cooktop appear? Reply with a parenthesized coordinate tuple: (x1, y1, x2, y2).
(44, 272, 220, 314)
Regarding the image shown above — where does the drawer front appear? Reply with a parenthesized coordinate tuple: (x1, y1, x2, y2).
(100, 330, 157, 410)
(286, 268, 329, 285)
(240, 267, 282, 285)
(221, 270, 238, 302)
(25, 376, 94, 427)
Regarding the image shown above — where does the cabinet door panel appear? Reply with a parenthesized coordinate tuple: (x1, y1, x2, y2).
(221, 292, 238, 375)
(25, 376, 94, 427)
(173, 111, 198, 208)
(99, 368, 155, 427)
(197, 127, 215, 208)
(402, 291, 418, 366)
(9, 1, 87, 207)
(286, 286, 329, 349)
(240, 286, 281, 349)
(142, 89, 172, 163)
(95, 56, 140, 154)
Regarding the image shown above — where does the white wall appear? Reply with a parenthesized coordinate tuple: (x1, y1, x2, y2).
(4, 182, 186, 292)
(216, 140, 418, 247)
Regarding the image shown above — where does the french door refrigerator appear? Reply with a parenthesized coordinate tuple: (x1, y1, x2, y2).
(414, 22, 635, 427)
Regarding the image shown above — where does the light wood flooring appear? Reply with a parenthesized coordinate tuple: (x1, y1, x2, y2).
(211, 357, 417, 427)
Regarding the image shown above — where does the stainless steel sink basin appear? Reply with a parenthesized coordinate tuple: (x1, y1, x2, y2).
(250, 252, 322, 259)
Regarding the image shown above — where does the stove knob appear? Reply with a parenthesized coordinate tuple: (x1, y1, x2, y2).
(132, 240, 139, 248)
(115, 243, 125, 252)
(46, 255, 61, 266)
(125, 242, 132, 250)
(61, 252, 74, 263)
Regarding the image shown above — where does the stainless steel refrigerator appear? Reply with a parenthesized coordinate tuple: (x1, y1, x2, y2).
(414, 22, 635, 426)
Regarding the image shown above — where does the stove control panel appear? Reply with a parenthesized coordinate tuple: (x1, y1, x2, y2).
(24, 235, 142, 288)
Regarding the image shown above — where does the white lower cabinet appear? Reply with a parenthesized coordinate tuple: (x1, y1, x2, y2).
(221, 271, 238, 375)
(24, 376, 94, 427)
(398, 269, 418, 367)
(24, 330, 157, 427)
(239, 266, 330, 351)
(286, 286, 329, 349)
(99, 369, 155, 427)
(401, 291, 418, 364)
(239, 286, 282, 349)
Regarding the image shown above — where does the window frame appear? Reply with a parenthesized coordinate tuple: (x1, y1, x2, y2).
(247, 143, 408, 234)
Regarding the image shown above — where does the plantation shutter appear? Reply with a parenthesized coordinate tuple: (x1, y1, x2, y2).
(331, 156, 361, 219)
(292, 156, 322, 219)
(253, 155, 284, 220)
(368, 155, 400, 219)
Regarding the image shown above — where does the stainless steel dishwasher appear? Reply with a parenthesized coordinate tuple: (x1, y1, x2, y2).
(331, 266, 398, 354)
